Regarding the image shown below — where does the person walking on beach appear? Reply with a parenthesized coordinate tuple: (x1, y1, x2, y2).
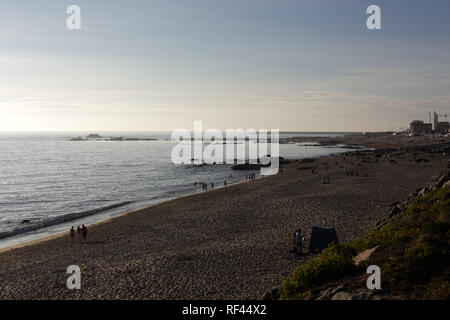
(70, 226, 75, 242)
(82, 224, 88, 241)
(76, 226, 82, 242)
(294, 229, 304, 254)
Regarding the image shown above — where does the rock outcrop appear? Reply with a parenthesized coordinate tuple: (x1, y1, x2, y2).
(375, 169, 450, 228)
(317, 283, 395, 300)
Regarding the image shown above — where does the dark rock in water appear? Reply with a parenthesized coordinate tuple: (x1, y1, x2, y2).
(86, 133, 103, 139)
(21, 219, 31, 224)
(232, 163, 266, 170)
(279, 156, 291, 165)
(70, 137, 84, 141)
(231, 157, 287, 170)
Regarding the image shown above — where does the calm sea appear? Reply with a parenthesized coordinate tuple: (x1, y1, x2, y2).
(0, 131, 358, 247)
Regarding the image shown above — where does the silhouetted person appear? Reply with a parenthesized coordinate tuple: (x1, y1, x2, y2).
(70, 226, 75, 242)
(294, 229, 304, 254)
(76, 226, 82, 242)
(82, 224, 88, 241)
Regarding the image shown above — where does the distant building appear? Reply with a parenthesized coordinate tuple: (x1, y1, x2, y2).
(410, 120, 432, 135)
(434, 112, 439, 131)
(436, 121, 450, 135)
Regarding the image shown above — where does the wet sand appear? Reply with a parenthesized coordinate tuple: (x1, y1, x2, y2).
(0, 139, 448, 299)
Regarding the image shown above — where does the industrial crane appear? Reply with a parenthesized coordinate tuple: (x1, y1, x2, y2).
(439, 114, 448, 122)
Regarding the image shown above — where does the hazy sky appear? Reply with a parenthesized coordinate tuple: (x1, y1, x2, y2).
(1, 0, 450, 132)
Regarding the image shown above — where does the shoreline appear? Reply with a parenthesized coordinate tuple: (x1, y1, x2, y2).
(1, 137, 449, 299)
(0, 174, 260, 253)
(0, 142, 360, 252)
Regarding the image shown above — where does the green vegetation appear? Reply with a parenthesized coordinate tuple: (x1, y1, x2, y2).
(280, 188, 450, 300)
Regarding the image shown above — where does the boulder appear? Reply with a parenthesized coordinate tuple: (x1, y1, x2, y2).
(353, 246, 379, 266)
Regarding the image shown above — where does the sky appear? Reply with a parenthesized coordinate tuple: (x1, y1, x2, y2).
(0, 0, 449, 132)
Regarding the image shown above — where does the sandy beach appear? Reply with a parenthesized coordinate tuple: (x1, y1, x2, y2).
(0, 137, 448, 299)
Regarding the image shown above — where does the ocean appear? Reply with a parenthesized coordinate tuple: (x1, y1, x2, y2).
(0, 131, 359, 248)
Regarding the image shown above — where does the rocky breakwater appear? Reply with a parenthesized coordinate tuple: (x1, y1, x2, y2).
(375, 168, 450, 228)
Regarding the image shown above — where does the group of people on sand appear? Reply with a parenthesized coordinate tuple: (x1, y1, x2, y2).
(246, 173, 256, 180)
(194, 176, 234, 190)
(70, 225, 88, 243)
(347, 170, 369, 177)
(194, 181, 224, 189)
(194, 171, 260, 190)
(298, 154, 375, 178)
